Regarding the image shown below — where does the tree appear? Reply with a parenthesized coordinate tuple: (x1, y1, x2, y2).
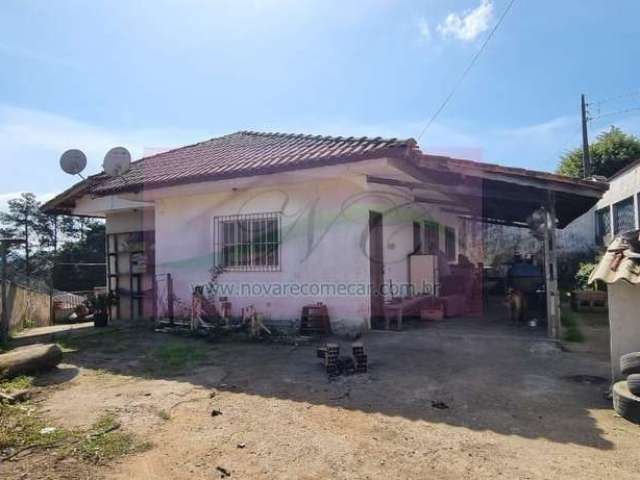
(0, 193, 42, 278)
(52, 221, 106, 292)
(0, 193, 99, 285)
(557, 126, 640, 178)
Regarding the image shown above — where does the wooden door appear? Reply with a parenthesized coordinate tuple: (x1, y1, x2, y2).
(369, 211, 385, 328)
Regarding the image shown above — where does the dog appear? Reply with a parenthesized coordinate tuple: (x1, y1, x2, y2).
(505, 288, 527, 323)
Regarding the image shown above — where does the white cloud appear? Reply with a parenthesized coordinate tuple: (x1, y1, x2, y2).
(417, 17, 431, 40)
(437, 0, 494, 42)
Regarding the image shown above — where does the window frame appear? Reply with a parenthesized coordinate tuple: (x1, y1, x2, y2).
(423, 221, 439, 255)
(594, 206, 611, 246)
(613, 197, 635, 236)
(444, 225, 456, 262)
(213, 212, 282, 272)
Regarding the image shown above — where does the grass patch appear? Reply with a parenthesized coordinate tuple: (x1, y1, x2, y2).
(0, 403, 71, 453)
(57, 329, 128, 355)
(0, 406, 152, 464)
(157, 409, 170, 421)
(561, 310, 585, 343)
(0, 375, 33, 393)
(77, 413, 152, 464)
(145, 341, 208, 372)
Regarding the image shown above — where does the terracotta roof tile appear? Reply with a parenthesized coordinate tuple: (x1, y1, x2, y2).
(93, 130, 416, 194)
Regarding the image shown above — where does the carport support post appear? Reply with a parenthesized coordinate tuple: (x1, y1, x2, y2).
(543, 192, 561, 339)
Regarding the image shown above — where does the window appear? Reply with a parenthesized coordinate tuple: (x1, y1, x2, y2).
(444, 226, 456, 261)
(458, 219, 467, 252)
(214, 213, 281, 271)
(613, 197, 635, 235)
(595, 207, 611, 245)
(412, 221, 422, 254)
(423, 221, 439, 254)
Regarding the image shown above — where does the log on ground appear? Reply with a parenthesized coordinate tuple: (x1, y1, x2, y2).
(0, 344, 63, 380)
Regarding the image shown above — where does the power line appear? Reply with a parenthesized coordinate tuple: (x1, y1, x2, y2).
(417, 0, 518, 141)
(589, 105, 640, 122)
(589, 89, 640, 107)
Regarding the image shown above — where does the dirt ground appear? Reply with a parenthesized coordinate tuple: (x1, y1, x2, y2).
(2, 315, 639, 480)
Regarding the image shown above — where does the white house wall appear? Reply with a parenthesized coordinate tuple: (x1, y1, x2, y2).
(152, 175, 464, 334)
(562, 163, 640, 252)
(154, 176, 373, 335)
(105, 209, 155, 234)
(608, 281, 640, 380)
(599, 164, 640, 206)
(85, 164, 466, 332)
(558, 205, 596, 254)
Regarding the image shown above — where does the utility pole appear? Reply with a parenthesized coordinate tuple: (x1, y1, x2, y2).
(581, 94, 592, 178)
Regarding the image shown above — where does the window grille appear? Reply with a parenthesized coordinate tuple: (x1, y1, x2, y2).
(213, 212, 281, 271)
(613, 197, 635, 235)
(444, 226, 456, 261)
(423, 221, 439, 254)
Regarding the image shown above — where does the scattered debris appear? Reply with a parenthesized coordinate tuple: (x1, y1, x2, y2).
(216, 466, 231, 477)
(211, 409, 223, 417)
(0, 389, 31, 404)
(39, 427, 57, 435)
(242, 305, 271, 338)
(431, 401, 449, 410)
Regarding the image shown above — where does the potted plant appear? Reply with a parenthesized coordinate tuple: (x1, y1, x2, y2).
(93, 293, 115, 327)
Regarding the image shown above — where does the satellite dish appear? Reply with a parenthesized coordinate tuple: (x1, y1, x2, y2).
(59, 149, 87, 176)
(103, 146, 131, 177)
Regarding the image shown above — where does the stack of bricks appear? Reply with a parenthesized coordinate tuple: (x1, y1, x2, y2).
(352, 342, 368, 373)
(325, 343, 340, 376)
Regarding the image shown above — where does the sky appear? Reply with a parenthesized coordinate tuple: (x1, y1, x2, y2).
(2, 0, 640, 210)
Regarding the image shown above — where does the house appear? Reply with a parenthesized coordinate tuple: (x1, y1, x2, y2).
(42, 131, 607, 337)
(589, 230, 640, 380)
(561, 158, 640, 253)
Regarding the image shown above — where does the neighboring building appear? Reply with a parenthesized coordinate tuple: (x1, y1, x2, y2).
(561, 159, 640, 253)
(42, 131, 606, 337)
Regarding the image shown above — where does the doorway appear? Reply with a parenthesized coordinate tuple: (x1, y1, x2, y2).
(369, 211, 384, 328)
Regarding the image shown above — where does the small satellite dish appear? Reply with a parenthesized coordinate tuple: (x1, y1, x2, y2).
(103, 147, 131, 177)
(60, 149, 87, 176)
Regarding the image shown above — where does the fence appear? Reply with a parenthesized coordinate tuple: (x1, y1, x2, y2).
(0, 280, 52, 331)
(0, 279, 97, 332)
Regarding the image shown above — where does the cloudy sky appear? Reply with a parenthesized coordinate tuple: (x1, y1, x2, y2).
(2, 0, 640, 209)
